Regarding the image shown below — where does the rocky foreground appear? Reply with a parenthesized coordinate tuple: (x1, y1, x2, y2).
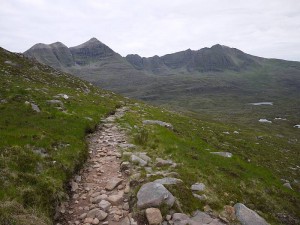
(55, 107, 270, 225)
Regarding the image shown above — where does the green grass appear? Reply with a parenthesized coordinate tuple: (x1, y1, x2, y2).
(118, 101, 300, 224)
(0, 48, 125, 224)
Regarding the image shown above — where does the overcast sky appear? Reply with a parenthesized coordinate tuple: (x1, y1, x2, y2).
(0, 0, 300, 61)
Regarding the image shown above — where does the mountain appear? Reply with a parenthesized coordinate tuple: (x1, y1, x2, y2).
(24, 38, 300, 124)
(126, 44, 262, 74)
(24, 38, 262, 75)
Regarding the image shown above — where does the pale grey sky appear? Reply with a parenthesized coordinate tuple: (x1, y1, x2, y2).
(0, 0, 300, 61)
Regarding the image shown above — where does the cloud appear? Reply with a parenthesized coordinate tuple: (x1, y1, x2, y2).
(0, 0, 299, 61)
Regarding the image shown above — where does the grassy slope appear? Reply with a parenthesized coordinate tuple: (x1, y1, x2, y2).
(0, 48, 124, 225)
(118, 102, 300, 225)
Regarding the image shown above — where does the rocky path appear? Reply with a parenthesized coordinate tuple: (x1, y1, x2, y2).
(57, 107, 134, 225)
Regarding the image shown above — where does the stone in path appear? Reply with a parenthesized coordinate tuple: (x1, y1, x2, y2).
(105, 178, 123, 191)
(234, 203, 269, 225)
(145, 208, 163, 225)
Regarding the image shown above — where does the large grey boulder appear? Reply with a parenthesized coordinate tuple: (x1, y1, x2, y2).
(137, 182, 175, 209)
(234, 203, 269, 225)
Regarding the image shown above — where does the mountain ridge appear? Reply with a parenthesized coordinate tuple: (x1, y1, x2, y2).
(24, 38, 264, 74)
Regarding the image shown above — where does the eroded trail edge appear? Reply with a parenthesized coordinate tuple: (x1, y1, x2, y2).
(57, 107, 134, 225)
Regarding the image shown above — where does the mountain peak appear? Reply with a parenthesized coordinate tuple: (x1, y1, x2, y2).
(29, 43, 51, 50)
(50, 42, 68, 48)
(89, 37, 100, 42)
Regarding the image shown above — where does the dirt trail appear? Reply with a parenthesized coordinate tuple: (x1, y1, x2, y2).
(57, 107, 132, 225)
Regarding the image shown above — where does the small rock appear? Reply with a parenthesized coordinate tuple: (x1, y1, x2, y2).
(91, 194, 108, 203)
(107, 192, 124, 205)
(79, 213, 87, 219)
(130, 155, 147, 166)
(166, 215, 172, 221)
(120, 217, 130, 225)
(136, 152, 152, 162)
(31, 103, 40, 113)
(46, 99, 64, 107)
(191, 183, 205, 191)
(87, 208, 108, 221)
(146, 208, 163, 225)
(193, 193, 207, 201)
(119, 143, 136, 149)
(71, 181, 79, 192)
(92, 218, 100, 224)
(154, 177, 183, 185)
(172, 213, 190, 225)
(143, 120, 173, 129)
(98, 200, 111, 212)
(191, 210, 213, 224)
(210, 152, 233, 158)
(84, 217, 94, 223)
(283, 182, 293, 190)
(105, 178, 123, 191)
(156, 158, 174, 167)
(123, 202, 129, 210)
